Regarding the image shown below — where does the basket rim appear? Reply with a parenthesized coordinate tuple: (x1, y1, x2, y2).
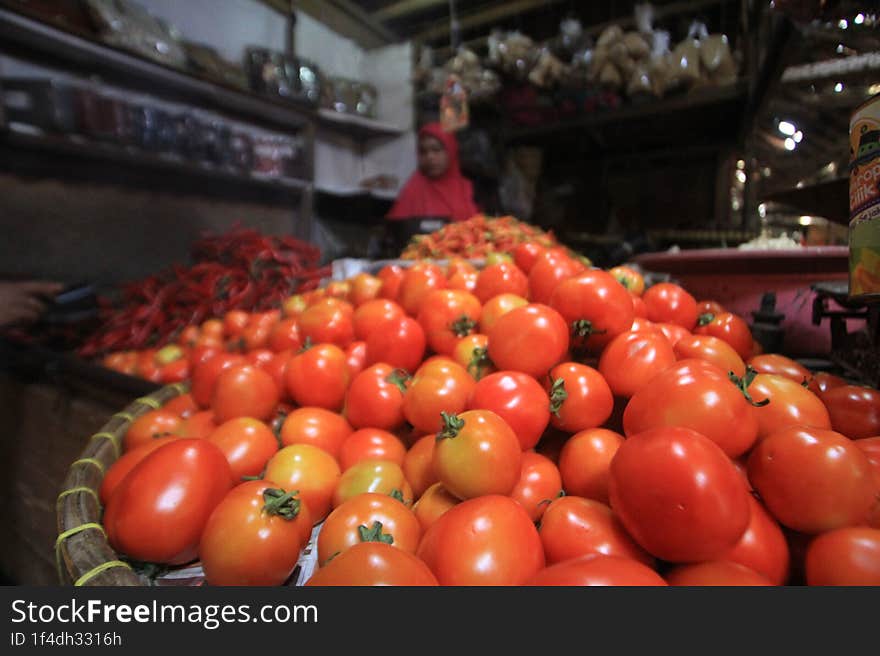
(55, 382, 189, 586)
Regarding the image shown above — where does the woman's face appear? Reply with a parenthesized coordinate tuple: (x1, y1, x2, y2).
(418, 135, 449, 179)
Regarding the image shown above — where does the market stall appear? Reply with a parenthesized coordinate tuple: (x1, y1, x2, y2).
(1, 0, 879, 589)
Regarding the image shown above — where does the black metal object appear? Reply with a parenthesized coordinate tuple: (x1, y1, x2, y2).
(811, 280, 880, 387)
(751, 292, 786, 354)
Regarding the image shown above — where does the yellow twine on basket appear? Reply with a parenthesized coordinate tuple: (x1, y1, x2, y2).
(89, 431, 121, 459)
(75, 560, 132, 587)
(113, 411, 135, 423)
(70, 458, 105, 475)
(170, 382, 188, 395)
(55, 522, 106, 584)
(135, 396, 162, 409)
(56, 486, 100, 508)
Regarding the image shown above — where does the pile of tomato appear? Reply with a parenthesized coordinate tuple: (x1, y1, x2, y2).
(96, 243, 880, 586)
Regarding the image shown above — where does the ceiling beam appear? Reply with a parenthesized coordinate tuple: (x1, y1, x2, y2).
(375, 0, 447, 22)
(293, 0, 399, 49)
(412, 0, 568, 45)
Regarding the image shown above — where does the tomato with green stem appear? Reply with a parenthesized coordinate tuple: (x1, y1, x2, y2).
(199, 482, 311, 586)
(694, 311, 753, 359)
(332, 459, 413, 509)
(416, 289, 482, 356)
(452, 333, 495, 381)
(433, 410, 522, 500)
(344, 363, 409, 431)
(305, 542, 438, 586)
(547, 362, 614, 433)
(264, 444, 341, 524)
(402, 358, 474, 435)
(510, 451, 563, 521)
(317, 493, 420, 566)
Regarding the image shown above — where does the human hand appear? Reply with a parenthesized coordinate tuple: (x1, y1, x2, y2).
(0, 281, 64, 328)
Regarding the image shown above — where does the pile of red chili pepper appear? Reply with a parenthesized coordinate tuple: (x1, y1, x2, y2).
(79, 227, 328, 357)
(400, 214, 559, 260)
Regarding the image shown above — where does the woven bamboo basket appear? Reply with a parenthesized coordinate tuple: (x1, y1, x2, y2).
(55, 382, 189, 586)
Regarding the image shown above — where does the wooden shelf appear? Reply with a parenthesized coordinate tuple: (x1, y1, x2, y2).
(501, 82, 750, 152)
(1, 126, 312, 199)
(0, 6, 314, 133)
(317, 108, 405, 141)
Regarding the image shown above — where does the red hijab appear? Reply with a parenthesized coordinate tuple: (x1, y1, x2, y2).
(387, 123, 478, 223)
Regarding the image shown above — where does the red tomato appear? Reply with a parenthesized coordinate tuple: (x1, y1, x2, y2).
(433, 409, 522, 500)
(609, 426, 751, 562)
(548, 362, 614, 433)
(191, 353, 245, 408)
(512, 242, 545, 274)
(624, 359, 759, 458)
(104, 439, 234, 564)
(609, 265, 645, 296)
(528, 251, 581, 305)
(199, 481, 311, 585)
(468, 371, 550, 451)
(332, 459, 413, 509)
(807, 371, 847, 397)
(478, 293, 528, 334)
(412, 482, 460, 532)
(642, 282, 698, 330)
(348, 273, 383, 306)
(539, 496, 653, 566)
(222, 310, 249, 339)
(377, 264, 405, 302)
(631, 295, 648, 318)
(281, 294, 307, 318)
(338, 428, 407, 471)
(298, 298, 354, 349)
(417, 289, 482, 355)
(402, 434, 438, 500)
(747, 354, 812, 384)
(398, 263, 447, 316)
(211, 364, 280, 423)
(474, 262, 529, 304)
(598, 330, 676, 399)
(100, 436, 179, 505)
(173, 410, 217, 440)
(805, 527, 880, 585)
(262, 351, 292, 399)
(244, 348, 275, 369)
(402, 359, 475, 435)
(344, 340, 367, 379)
(447, 270, 478, 292)
(267, 318, 302, 352)
(365, 315, 426, 374)
(162, 393, 199, 419)
(305, 542, 438, 586)
(278, 407, 352, 458)
(673, 334, 746, 378)
(745, 373, 831, 441)
(239, 311, 280, 351)
(721, 494, 790, 585)
(344, 363, 408, 431)
(694, 312, 753, 359)
(158, 358, 190, 384)
(207, 417, 279, 480)
(697, 300, 725, 316)
(264, 444, 341, 524)
(557, 428, 624, 504)
(286, 343, 350, 411)
(654, 322, 690, 348)
(665, 561, 773, 586)
(124, 410, 181, 452)
(855, 436, 880, 469)
(317, 493, 421, 566)
(452, 333, 494, 381)
(487, 304, 569, 380)
(417, 495, 544, 585)
(549, 270, 635, 353)
(352, 298, 404, 342)
(821, 385, 880, 440)
(510, 451, 562, 521)
(747, 426, 877, 534)
(526, 555, 667, 586)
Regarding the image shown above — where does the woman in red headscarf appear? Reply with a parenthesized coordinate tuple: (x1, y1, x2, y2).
(387, 122, 479, 223)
